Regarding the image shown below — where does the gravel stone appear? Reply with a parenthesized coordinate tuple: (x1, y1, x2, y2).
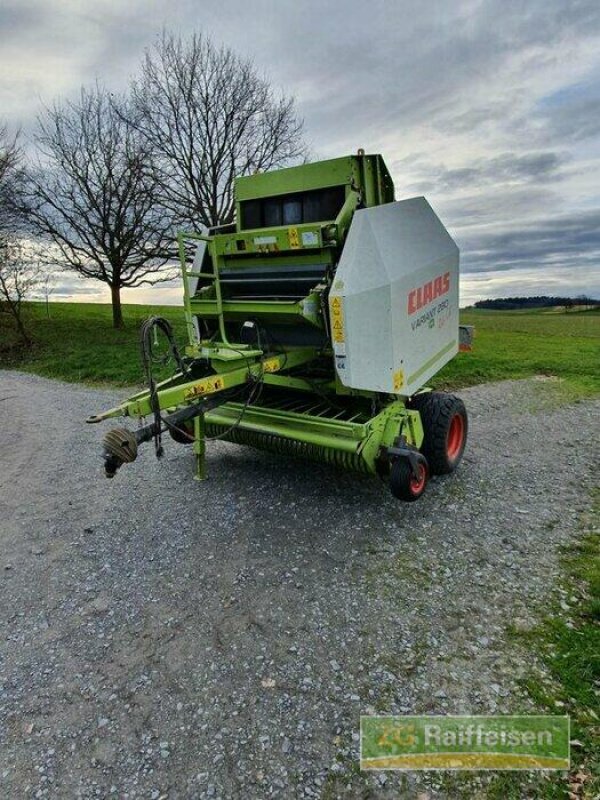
(0, 371, 598, 798)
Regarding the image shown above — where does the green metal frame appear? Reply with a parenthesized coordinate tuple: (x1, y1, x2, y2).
(89, 153, 425, 482)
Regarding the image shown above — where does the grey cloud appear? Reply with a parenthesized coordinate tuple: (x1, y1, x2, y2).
(533, 95, 600, 144)
(1, 0, 600, 298)
(438, 103, 514, 135)
(447, 193, 551, 230)
(0, 1, 158, 128)
(459, 209, 600, 277)
(0, 3, 42, 31)
(42, 283, 98, 297)
(460, 265, 600, 304)
(0, 0, 61, 39)
(272, 0, 600, 147)
(404, 151, 566, 196)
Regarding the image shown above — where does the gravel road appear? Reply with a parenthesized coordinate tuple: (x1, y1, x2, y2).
(0, 371, 598, 799)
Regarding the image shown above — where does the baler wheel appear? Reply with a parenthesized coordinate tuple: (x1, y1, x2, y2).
(389, 455, 429, 502)
(409, 392, 468, 474)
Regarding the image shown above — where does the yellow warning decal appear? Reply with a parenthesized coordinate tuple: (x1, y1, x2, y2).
(329, 295, 345, 344)
(262, 357, 280, 373)
(184, 376, 225, 400)
(288, 227, 300, 249)
(393, 369, 405, 391)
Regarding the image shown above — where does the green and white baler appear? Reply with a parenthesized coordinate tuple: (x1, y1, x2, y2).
(88, 152, 470, 501)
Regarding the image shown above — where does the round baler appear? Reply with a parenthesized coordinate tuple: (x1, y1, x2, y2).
(88, 152, 471, 501)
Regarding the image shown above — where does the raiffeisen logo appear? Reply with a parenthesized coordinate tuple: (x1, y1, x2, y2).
(408, 272, 450, 315)
(360, 715, 570, 771)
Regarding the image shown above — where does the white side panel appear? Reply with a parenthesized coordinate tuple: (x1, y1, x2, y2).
(329, 197, 460, 395)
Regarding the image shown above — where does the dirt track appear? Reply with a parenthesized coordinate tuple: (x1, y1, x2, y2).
(0, 371, 598, 799)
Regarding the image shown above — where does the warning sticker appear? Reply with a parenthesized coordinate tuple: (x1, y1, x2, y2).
(393, 369, 405, 392)
(330, 295, 345, 344)
(262, 357, 280, 373)
(288, 227, 300, 249)
(184, 376, 225, 400)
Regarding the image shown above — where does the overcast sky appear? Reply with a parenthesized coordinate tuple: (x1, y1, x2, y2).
(2, 0, 600, 304)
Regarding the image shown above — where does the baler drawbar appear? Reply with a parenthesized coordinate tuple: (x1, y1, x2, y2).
(88, 152, 471, 501)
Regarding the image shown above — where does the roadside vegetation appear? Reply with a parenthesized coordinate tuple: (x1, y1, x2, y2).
(486, 491, 600, 800)
(1, 302, 598, 394)
(527, 497, 599, 798)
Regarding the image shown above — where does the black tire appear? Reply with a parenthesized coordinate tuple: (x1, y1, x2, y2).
(409, 392, 468, 474)
(389, 455, 429, 502)
(168, 421, 194, 445)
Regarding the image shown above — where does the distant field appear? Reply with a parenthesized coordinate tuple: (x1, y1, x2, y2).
(1, 301, 599, 395)
(433, 307, 600, 396)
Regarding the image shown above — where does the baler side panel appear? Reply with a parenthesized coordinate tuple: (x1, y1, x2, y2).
(329, 197, 460, 396)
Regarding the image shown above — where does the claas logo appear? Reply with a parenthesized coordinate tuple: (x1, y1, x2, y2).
(408, 272, 450, 315)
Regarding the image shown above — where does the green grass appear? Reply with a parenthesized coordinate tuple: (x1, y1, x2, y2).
(1, 302, 599, 393)
(432, 308, 600, 397)
(0, 302, 188, 385)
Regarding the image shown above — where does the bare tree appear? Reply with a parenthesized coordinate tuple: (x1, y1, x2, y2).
(0, 125, 41, 345)
(0, 236, 43, 346)
(129, 32, 306, 231)
(0, 124, 27, 237)
(0, 124, 18, 179)
(27, 86, 174, 328)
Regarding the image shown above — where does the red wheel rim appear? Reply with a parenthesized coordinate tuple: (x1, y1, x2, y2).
(446, 413, 465, 461)
(410, 463, 427, 494)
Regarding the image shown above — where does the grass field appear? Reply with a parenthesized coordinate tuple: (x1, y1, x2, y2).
(0, 302, 189, 386)
(1, 301, 599, 395)
(435, 307, 600, 396)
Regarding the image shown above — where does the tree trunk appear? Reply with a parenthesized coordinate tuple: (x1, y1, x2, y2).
(15, 313, 32, 347)
(5, 298, 31, 347)
(110, 283, 124, 329)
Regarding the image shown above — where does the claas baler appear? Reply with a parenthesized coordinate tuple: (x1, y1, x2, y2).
(88, 152, 470, 501)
